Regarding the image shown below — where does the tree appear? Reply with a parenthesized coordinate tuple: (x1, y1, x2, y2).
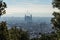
(0, 0, 7, 16)
(0, 0, 9, 40)
(51, 0, 60, 40)
(39, 34, 57, 40)
(0, 21, 9, 40)
(9, 26, 29, 40)
(9, 26, 19, 40)
(52, 0, 60, 9)
(20, 30, 29, 40)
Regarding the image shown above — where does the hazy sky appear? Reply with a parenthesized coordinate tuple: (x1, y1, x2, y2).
(2, 0, 53, 17)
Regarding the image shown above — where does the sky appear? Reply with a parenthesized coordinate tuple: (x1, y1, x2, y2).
(2, 0, 53, 17)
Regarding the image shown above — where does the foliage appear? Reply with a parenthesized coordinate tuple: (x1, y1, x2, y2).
(9, 26, 29, 40)
(0, 21, 9, 40)
(52, 0, 60, 9)
(51, 0, 60, 40)
(0, 0, 7, 16)
(0, 22, 30, 40)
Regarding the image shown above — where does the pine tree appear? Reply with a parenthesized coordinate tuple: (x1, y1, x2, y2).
(51, 0, 60, 40)
(0, 0, 9, 40)
(9, 26, 29, 40)
(20, 30, 29, 40)
(0, 0, 7, 16)
(0, 21, 9, 40)
(9, 26, 19, 40)
(0, 1, 9, 40)
(52, 0, 60, 29)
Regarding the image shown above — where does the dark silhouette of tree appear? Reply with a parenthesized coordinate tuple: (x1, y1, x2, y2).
(9, 26, 29, 40)
(20, 30, 29, 40)
(39, 34, 57, 40)
(52, 0, 60, 9)
(9, 26, 20, 40)
(51, 0, 60, 40)
(31, 33, 57, 40)
(0, 21, 9, 40)
(0, 0, 7, 16)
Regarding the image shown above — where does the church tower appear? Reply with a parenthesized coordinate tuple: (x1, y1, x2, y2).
(25, 10, 32, 23)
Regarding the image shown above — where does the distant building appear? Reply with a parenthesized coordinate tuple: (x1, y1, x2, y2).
(25, 14, 32, 23)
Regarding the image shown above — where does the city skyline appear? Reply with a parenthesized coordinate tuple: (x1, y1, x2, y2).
(2, 0, 53, 17)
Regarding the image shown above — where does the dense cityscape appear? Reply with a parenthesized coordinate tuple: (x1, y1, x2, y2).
(0, 14, 54, 38)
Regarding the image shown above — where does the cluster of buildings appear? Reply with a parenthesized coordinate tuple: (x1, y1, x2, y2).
(23, 13, 54, 38)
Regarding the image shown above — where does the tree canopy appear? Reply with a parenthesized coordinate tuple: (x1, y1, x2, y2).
(0, 0, 7, 16)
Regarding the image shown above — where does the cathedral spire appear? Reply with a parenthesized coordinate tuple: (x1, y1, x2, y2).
(25, 9, 32, 23)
